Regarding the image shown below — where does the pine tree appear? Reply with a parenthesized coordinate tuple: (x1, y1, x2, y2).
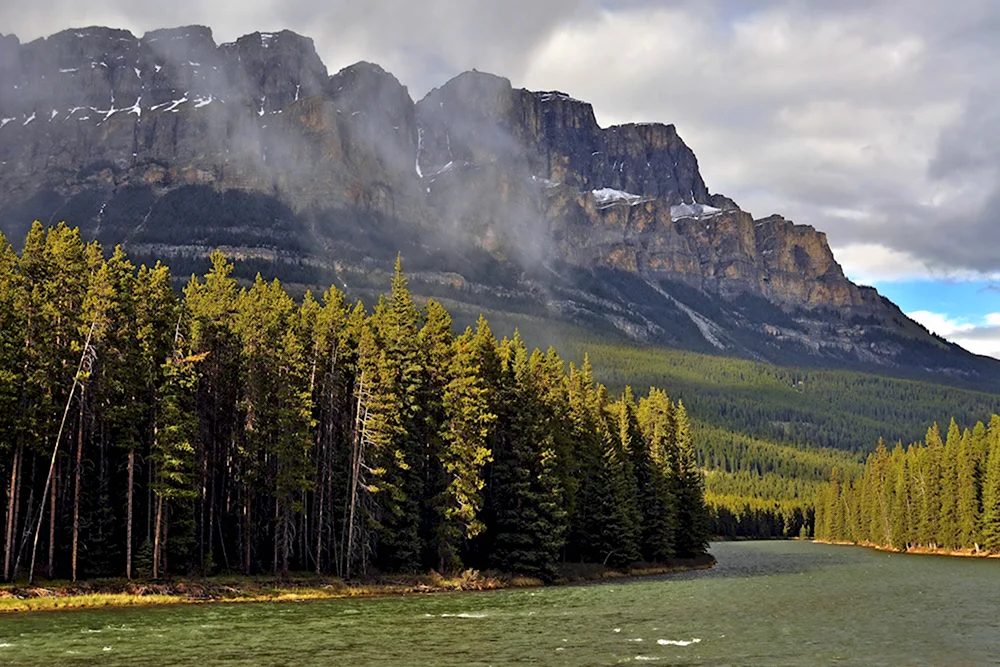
(981, 416, 1000, 552)
(592, 418, 641, 567)
(636, 388, 678, 561)
(956, 428, 980, 550)
(937, 419, 961, 549)
(437, 327, 495, 570)
(917, 423, 944, 547)
(672, 400, 709, 557)
(131, 262, 177, 577)
(152, 339, 202, 577)
(488, 341, 566, 580)
(418, 300, 453, 568)
(864, 440, 890, 546)
(889, 443, 911, 550)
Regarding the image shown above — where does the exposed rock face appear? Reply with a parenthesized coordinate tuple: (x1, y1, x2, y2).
(416, 71, 715, 205)
(0, 25, 994, 381)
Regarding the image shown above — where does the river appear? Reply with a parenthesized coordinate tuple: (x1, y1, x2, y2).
(1, 541, 998, 665)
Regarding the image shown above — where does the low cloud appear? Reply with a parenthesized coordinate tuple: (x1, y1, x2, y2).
(4, 0, 1000, 283)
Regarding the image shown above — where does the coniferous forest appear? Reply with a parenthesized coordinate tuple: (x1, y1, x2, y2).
(815, 416, 1000, 552)
(0, 223, 709, 584)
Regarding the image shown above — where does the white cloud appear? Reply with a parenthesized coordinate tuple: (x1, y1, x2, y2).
(906, 311, 977, 338)
(906, 310, 1000, 358)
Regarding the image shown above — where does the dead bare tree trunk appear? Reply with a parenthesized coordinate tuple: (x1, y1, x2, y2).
(4, 444, 22, 582)
(47, 468, 56, 579)
(314, 448, 324, 574)
(30, 319, 97, 585)
(126, 448, 134, 579)
(345, 370, 367, 580)
(71, 393, 84, 582)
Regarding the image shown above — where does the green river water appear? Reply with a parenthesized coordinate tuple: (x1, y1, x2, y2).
(1, 540, 998, 666)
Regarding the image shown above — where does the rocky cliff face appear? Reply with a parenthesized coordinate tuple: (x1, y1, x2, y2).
(0, 25, 993, 381)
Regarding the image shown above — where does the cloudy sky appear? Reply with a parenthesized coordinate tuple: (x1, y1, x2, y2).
(4, 0, 1000, 355)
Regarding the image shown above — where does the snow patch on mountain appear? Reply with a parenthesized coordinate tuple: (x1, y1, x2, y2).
(592, 188, 648, 208)
(670, 202, 723, 221)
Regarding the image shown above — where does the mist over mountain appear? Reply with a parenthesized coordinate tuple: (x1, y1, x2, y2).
(1, 25, 996, 385)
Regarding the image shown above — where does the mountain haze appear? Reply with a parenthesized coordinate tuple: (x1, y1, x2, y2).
(0, 25, 994, 384)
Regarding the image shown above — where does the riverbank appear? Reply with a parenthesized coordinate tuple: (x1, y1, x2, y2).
(815, 538, 1000, 558)
(0, 555, 715, 613)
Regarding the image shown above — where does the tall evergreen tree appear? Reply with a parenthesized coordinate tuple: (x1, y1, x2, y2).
(917, 423, 944, 547)
(437, 326, 494, 570)
(889, 443, 911, 550)
(981, 416, 1000, 552)
(672, 401, 709, 557)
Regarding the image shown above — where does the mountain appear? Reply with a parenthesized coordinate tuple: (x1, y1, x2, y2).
(1, 25, 996, 385)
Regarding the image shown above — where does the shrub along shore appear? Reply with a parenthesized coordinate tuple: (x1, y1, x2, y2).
(0, 556, 715, 613)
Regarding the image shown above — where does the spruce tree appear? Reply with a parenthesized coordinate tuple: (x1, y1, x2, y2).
(889, 443, 911, 550)
(937, 419, 961, 549)
(437, 327, 495, 570)
(672, 401, 709, 557)
(488, 341, 566, 580)
(956, 428, 980, 550)
(418, 299, 454, 568)
(917, 423, 944, 547)
(636, 388, 678, 561)
(981, 416, 1000, 552)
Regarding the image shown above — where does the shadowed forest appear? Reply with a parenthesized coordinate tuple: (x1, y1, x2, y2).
(0, 222, 709, 584)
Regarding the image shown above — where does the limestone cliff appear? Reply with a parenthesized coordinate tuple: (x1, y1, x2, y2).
(0, 25, 992, 381)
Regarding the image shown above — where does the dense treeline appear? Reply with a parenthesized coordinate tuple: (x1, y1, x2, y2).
(816, 417, 1000, 552)
(0, 223, 708, 583)
(698, 426, 861, 539)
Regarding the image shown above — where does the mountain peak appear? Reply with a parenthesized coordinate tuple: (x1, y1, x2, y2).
(0, 23, 994, 383)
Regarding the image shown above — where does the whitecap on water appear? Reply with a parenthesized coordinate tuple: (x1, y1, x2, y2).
(628, 638, 643, 642)
(634, 657, 661, 662)
(103, 646, 113, 651)
(657, 638, 701, 647)
(440, 612, 487, 618)
(614, 628, 622, 633)
(0, 643, 12, 648)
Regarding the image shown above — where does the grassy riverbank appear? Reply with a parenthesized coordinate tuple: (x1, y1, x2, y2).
(0, 555, 715, 613)
(815, 539, 1000, 558)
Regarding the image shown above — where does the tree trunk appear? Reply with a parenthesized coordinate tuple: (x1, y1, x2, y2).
(273, 496, 279, 574)
(243, 494, 251, 575)
(4, 444, 21, 582)
(71, 393, 84, 582)
(153, 495, 163, 579)
(315, 456, 324, 574)
(346, 371, 365, 580)
(126, 448, 134, 579)
(47, 465, 56, 579)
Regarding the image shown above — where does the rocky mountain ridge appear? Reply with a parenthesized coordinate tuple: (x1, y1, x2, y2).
(0, 25, 994, 383)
